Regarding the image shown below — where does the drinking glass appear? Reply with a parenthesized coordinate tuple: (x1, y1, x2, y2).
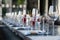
(22, 15, 26, 27)
(42, 16, 45, 34)
(48, 12, 58, 35)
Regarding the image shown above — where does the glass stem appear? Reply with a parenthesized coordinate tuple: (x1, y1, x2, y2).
(53, 21, 54, 36)
(43, 19, 44, 31)
(42, 19, 44, 36)
(47, 22, 49, 36)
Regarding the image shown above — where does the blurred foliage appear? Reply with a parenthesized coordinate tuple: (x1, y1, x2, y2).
(2, 0, 5, 4)
(17, 0, 25, 5)
(2, 7, 7, 17)
(12, 0, 17, 5)
(2, 0, 6, 17)
(2, 0, 25, 17)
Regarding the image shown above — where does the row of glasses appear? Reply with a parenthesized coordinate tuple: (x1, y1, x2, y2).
(5, 6, 58, 36)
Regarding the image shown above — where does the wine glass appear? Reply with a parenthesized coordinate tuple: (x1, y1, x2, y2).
(42, 16, 45, 35)
(22, 15, 26, 27)
(26, 14, 31, 27)
(30, 16, 36, 30)
(36, 14, 41, 30)
(48, 12, 58, 36)
(45, 15, 50, 36)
